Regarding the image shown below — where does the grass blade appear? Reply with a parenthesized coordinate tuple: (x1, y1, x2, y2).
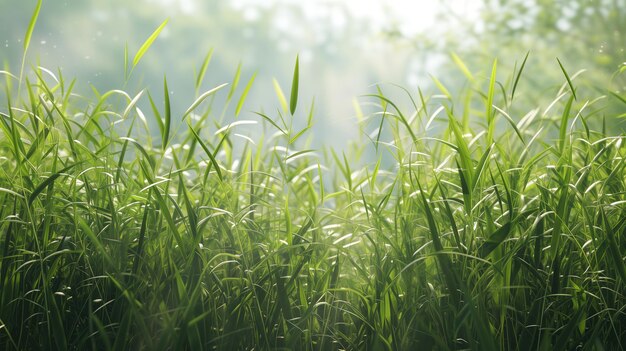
(195, 48, 214, 93)
(477, 222, 512, 258)
(182, 83, 228, 119)
(556, 57, 577, 101)
(486, 58, 497, 144)
(273, 78, 289, 113)
(163, 76, 171, 148)
(133, 18, 169, 68)
(450, 52, 473, 81)
(28, 163, 78, 206)
(511, 51, 529, 100)
(289, 55, 299, 115)
(235, 72, 257, 117)
(188, 123, 223, 181)
(23, 0, 42, 53)
(19, 0, 42, 93)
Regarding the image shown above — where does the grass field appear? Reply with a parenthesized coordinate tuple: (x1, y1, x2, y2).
(1, 4, 626, 350)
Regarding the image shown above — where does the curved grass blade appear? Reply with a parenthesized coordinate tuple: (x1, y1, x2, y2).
(182, 83, 228, 119)
(122, 90, 144, 119)
(133, 18, 169, 68)
(511, 51, 529, 100)
(492, 105, 525, 145)
(477, 222, 512, 258)
(472, 143, 493, 191)
(28, 163, 79, 206)
(556, 57, 577, 101)
(254, 111, 286, 134)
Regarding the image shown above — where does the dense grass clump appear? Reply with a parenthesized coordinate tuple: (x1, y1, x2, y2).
(0, 53, 624, 350)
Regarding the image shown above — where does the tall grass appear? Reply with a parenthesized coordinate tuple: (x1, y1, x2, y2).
(1, 5, 625, 350)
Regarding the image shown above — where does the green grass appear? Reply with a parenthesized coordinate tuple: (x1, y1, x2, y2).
(1, 8, 626, 350)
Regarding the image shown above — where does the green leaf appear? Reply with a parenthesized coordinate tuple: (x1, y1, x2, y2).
(122, 90, 144, 119)
(289, 55, 299, 115)
(163, 76, 171, 148)
(472, 143, 493, 191)
(235, 72, 257, 117)
(478, 222, 512, 258)
(254, 111, 286, 134)
(147, 92, 164, 138)
(414, 176, 460, 302)
(430, 75, 452, 100)
(486, 58, 497, 144)
(511, 51, 529, 100)
(133, 18, 169, 68)
(559, 95, 575, 153)
(28, 163, 79, 206)
(195, 48, 213, 92)
(23, 0, 42, 52)
(556, 57, 577, 101)
(182, 83, 228, 119)
(273, 78, 289, 113)
(450, 52, 473, 81)
(227, 62, 242, 101)
(188, 123, 223, 181)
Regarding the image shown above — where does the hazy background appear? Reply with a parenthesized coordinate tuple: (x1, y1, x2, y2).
(1, 0, 624, 150)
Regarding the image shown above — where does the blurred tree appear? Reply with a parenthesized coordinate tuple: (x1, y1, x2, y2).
(385, 0, 625, 129)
